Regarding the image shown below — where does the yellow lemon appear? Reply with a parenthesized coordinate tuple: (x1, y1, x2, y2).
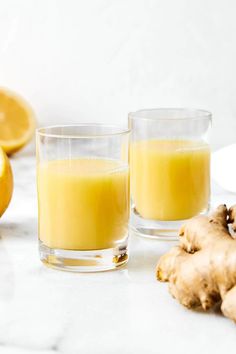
(0, 88, 36, 155)
(0, 147, 13, 216)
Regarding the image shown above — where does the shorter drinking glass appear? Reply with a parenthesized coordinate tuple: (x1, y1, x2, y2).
(36, 124, 130, 272)
(129, 109, 211, 240)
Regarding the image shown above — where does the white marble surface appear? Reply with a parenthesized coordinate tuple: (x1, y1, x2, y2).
(0, 150, 236, 354)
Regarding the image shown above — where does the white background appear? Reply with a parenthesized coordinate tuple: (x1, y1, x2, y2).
(0, 0, 236, 149)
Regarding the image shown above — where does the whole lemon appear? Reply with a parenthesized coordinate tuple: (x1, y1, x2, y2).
(0, 146, 13, 216)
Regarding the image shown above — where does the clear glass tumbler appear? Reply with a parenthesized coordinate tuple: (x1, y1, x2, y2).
(129, 109, 211, 240)
(36, 124, 130, 272)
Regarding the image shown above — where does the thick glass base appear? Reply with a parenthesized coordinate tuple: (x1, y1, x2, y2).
(39, 241, 128, 272)
(130, 205, 210, 241)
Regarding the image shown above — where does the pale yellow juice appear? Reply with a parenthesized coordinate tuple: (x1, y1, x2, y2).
(37, 159, 129, 250)
(130, 140, 210, 221)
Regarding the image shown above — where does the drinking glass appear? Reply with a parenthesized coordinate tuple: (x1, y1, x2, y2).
(36, 124, 130, 271)
(129, 109, 211, 240)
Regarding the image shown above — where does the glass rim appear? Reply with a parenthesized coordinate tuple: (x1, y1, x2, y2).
(128, 108, 212, 121)
(36, 123, 130, 139)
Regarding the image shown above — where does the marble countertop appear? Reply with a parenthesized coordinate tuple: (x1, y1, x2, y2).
(0, 150, 236, 354)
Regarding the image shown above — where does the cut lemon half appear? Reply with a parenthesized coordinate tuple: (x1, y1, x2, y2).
(0, 88, 36, 155)
(0, 146, 13, 216)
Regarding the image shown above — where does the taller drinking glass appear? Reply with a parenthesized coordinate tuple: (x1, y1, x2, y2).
(129, 109, 211, 240)
(36, 124, 130, 272)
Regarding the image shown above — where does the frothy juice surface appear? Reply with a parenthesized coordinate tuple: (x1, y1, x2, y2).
(37, 159, 129, 250)
(130, 140, 210, 221)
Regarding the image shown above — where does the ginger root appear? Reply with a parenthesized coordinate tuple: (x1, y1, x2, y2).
(156, 204, 236, 322)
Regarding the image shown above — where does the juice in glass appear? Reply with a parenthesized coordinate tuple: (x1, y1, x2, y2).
(130, 139, 210, 221)
(38, 158, 129, 250)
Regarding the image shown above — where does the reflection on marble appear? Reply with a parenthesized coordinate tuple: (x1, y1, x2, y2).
(0, 150, 235, 354)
